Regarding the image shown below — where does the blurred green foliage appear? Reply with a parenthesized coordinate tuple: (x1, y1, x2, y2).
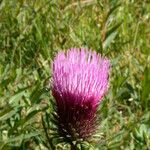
(0, 0, 150, 149)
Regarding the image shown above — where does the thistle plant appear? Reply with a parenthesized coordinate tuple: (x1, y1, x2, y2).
(51, 48, 110, 147)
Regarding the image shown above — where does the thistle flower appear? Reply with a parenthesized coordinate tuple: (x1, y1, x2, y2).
(52, 48, 110, 141)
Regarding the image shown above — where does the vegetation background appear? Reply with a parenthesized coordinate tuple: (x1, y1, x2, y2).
(0, 0, 150, 149)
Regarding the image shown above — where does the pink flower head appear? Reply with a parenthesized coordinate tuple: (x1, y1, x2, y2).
(52, 48, 110, 140)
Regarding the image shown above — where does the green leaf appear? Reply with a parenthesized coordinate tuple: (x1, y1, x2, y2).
(0, 106, 13, 118)
(9, 90, 25, 105)
(141, 66, 150, 111)
(30, 82, 45, 104)
(5, 132, 39, 144)
(106, 22, 122, 39)
(0, 108, 19, 121)
(105, 3, 121, 22)
(103, 31, 117, 50)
